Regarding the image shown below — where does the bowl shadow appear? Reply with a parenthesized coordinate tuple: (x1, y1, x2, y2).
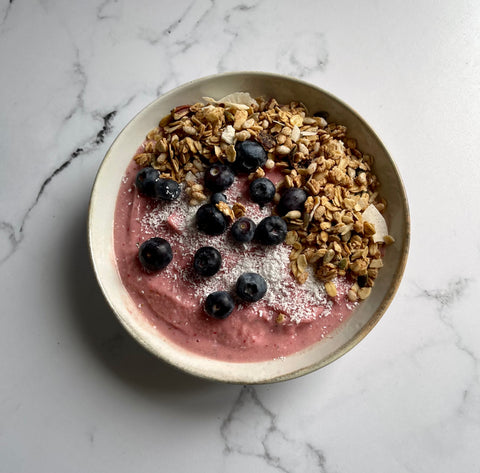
(65, 198, 223, 395)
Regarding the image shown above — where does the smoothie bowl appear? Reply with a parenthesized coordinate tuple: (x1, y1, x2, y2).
(88, 72, 409, 383)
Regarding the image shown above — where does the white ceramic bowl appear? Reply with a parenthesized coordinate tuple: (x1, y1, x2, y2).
(88, 72, 409, 384)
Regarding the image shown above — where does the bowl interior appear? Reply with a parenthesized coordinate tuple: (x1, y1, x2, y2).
(88, 72, 409, 383)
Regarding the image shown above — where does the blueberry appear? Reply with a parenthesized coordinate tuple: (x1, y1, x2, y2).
(277, 187, 308, 216)
(204, 164, 235, 192)
(314, 110, 329, 120)
(255, 216, 287, 245)
(231, 217, 256, 243)
(249, 177, 276, 206)
(135, 167, 159, 197)
(154, 178, 181, 201)
(357, 274, 368, 287)
(233, 140, 267, 174)
(138, 237, 173, 271)
(236, 273, 267, 302)
(211, 192, 227, 205)
(194, 246, 222, 276)
(204, 291, 235, 319)
(196, 203, 228, 235)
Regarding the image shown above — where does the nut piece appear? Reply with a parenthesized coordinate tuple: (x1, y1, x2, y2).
(216, 201, 235, 222)
(232, 202, 246, 218)
(347, 290, 358, 302)
(285, 210, 302, 220)
(265, 158, 275, 169)
(363, 221, 376, 237)
(384, 235, 395, 245)
(276, 145, 291, 155)
(325, 281, 337, 298)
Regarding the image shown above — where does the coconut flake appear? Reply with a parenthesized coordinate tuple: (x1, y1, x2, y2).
(203, 91, 258, 110)
(362, 204, 389, 243)
(221, 125, 236, 145)
(219, 91, 258, 107)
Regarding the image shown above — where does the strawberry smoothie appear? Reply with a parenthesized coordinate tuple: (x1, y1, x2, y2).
(113, 160, 357, 362)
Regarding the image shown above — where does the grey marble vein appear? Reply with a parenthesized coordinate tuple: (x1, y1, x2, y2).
(223, 0, 260, 22)
(1, 0, 14, 25)
(138, 0, 213, 46)
(420, 278, 469, 310)
(218, 3, 328, 77)
(420, 277, 473, 353)
(419, 278, 479, 416)
(0, 110, 116, 265)
(137, 6, 190, 44)
(221, 386, 329, 472)
(96, 0, 120, 21)
(65, 53, 88, 121)
(276, 32, 328, 78)
(218, 1, 261, 73)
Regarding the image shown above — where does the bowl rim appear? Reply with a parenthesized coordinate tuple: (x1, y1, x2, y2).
(88, 71, 410, 384)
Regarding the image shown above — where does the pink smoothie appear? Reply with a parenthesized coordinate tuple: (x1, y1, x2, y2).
(113, 161, 358, 362)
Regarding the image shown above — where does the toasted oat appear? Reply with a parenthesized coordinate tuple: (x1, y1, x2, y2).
(290, 115, 303, 127)
(297, 254, 308, 273)
(285, 231, 298, 246)
(236, 130, 251, 141)
(357, 287, 372, 300)
(134, 153, 154, 166)
(369, 258, 383, 269)
(291, 125, 301, 142)
(297, 271, 309, 284)
(233, 109, 248, 130)
(225, 144, 236, 162)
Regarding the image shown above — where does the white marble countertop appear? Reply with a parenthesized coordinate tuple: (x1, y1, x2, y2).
(1, 1, 480, 471)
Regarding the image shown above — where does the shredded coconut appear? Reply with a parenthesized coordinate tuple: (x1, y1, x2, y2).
(140, 178, 339, 324)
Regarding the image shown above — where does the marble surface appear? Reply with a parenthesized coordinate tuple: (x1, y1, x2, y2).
(1, 0, 480, 471)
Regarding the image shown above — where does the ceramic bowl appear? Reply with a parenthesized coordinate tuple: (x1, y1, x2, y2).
(88, 71, 409, 384)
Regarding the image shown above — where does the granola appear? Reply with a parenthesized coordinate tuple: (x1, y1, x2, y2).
(133, 94, 393, 299)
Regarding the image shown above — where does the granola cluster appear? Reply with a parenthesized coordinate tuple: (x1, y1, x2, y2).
(133, 95, 394, 301)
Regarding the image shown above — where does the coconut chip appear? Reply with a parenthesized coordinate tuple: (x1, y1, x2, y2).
(221, 125, 236, 145)
(203, 92, 259, 110)
(362, 204, 389, 243)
